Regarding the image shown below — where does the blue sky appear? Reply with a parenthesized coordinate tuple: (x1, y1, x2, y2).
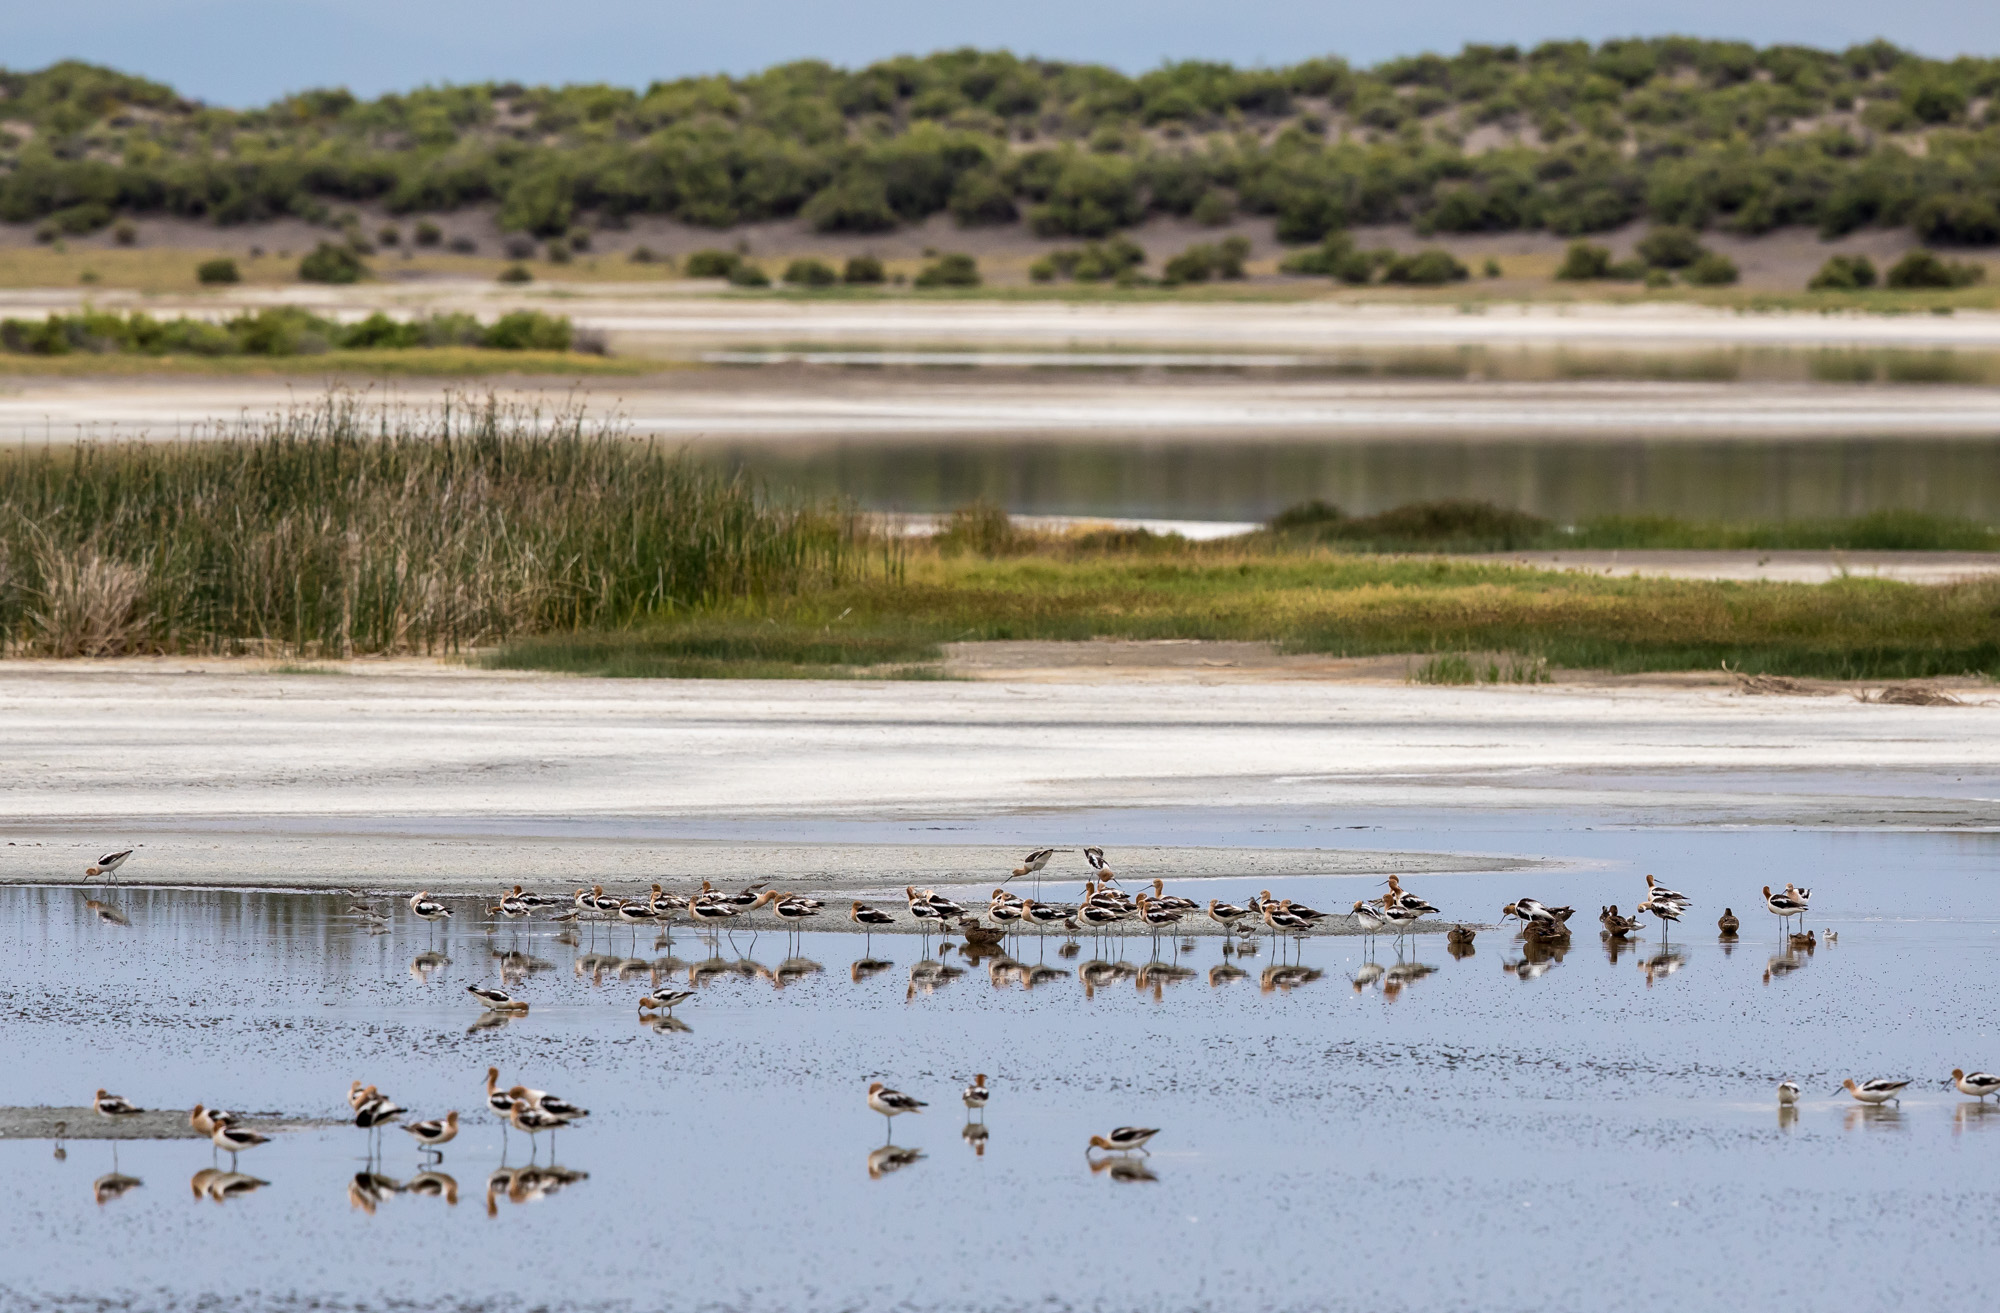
(10, 0, 1998, 105)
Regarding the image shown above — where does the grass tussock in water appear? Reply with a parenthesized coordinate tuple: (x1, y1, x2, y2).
(0, 396, 873, 657)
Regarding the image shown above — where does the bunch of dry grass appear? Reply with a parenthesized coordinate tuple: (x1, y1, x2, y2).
(23, 543, 150, 656)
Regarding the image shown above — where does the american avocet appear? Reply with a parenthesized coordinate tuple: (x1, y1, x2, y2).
(211, 1122, 269, 1168)
(638, 990, 695, 1013)
(466, 984, 529, 1012)
(404, 1111, 460, 1156)
(1636, 895, 1682, 937)
(347, 1081, 375, 1112)
(1135, 894, 1183, 937)
(1377, 902, 1420, 939)
(508, 1084, 589, 1119)
(491, 889, 530, 922)
(867, 1082, 926, 1134)
(1207, 899, 1250, 933)
(1146, 880, 1198, 914)
(850, 901, 895, 928)
(1949, 1069, 2000, 1100)
(93, 1172, 143, 1204)
(86, 849, 133, 881)
(686, 895, 739, 928)
(507, 1102, 569, 1155)
(904, 888, 946, 934)
(356, 1089, 404, 1126)
(483, 1068, 516, 1140)
(409, 891, 452, 921)
(1380, 877, 1440, 916)
(1086, 1126, 1159, 1155)
(962, 1074, 990, 1118)
(517, 889, 566, 909)
(1718, 908, 1741, 937)
(1083, 846, 1119, 885)
(1643, 874, 1691, 907)
(866, 1144, 926, 1178)
(1838, 1077, 1910, 1105)
(1763, 885, 1808, 932)
(190, 1104, 237, 1159)
(987, 898, 1024, 928)
(1006, 848, 1056, 884)
(1260, 903, 1310, 936)
(1502, 900, 1553, 926)
(1349, 901, 1386, 940)
(1021, 899, 1067, 932)
(93, 1089, 143, 1119)
(406, 1170, 459, 1204)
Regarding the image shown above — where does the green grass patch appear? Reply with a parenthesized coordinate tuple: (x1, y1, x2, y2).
(487, 621, 942, 678)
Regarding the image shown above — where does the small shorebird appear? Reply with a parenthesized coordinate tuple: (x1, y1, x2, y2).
(507, 1101, 569, 1155)
(490, 889, 531, 922)
(962, 1074, 990, 1119)
(1083, 846, 1118, 885)
(1006, 848, 1056, 884)
(867, 1082, 926, 1134)
(1021, 899, 1067, 931)
(1837, 1077, 1911, 1105)
(686, 896, 739, 927)
(94, 1090, 143, 1119)
(850, 902, 895, 928)
(1086, 1126, 1159, 1155)
(1718, 908, 1741, 937)
(409, 891, 452, 943)
(1378, 902, 1421, 939)
(1502, 900, 1555, 926)
(1446, 924, 1476, 948)
(1763, 885, 1808, 933)
(1644, 874, 1691, 907)
(211, 1122, 269, 1168)
(190, 1104, 237, 1138)
(404, 1111, 460, 1157)
(987, 898, 1024, 927)
(466, 984, 529, 1013)
(1949, 1069, 2000, 1101)
(905, 888, 947, 934)
(638, 990, 695, 1013)
(355, 1089, 405, 1128)
(484, 1069, 516, 1137)
(1261, 903, 1310, 936)
(1350, 901, 1386, 939)
(1777, 1081, 1800, 1105)
(1380, 876, 1440, 917)
(1599, 906, 1641, 939)
(1636, 894, 1682, 937)
(86, 849, 134, 881)
(1146, 880, 1199, 914)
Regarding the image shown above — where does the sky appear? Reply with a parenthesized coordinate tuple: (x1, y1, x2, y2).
(7, 0, 1999, 106)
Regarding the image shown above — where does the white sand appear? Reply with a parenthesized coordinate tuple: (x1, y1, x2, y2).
(1, 660, 1993, 892)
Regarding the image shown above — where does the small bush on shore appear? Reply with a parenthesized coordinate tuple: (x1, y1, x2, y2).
(728, 261, 772, 286)
(1381, 249, 1469, 285)
(1681, 252, 1739, 286)
(1809, 254, 1877, 290)
(685, 249, 741, 278)
(783, 258, 839, 286)
(196, 258, 240, 285)
(1885, 249, 1986, 289)
(298, 242, 365, 284)
(1636, 225, 1706, 269)
(843, 255, 886, 284)
(914, 252, 979, 287)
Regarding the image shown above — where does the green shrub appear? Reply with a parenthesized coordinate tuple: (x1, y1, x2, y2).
(298, 242, 365, 284)
(1191, 191, 1235, 226)
(1482, 258, 1501, 278)
(1280, 231, 1372, 282)
(1808, 254, 1877, 290)
(843, 255, 886, 284)
(949, 170, 1018, 225)
(1910, 196, 2000, 246)
(1380, 249, 1469, 285)
(545, 238, 572, 264)
(1162, 236, 1249, 285)
(413, 220, 442, 247)
(1682, 252, 1739, 286)
(914, 253, 980, 287)
(1885, 249, 1986, 289)
(728, 262, 771, 287)
(196, 258, 240, 285)
(685, 249, 741, 278)
(803, 174, 899, 233)
(112, 220, 137, 246)
(1555, 241, 1612, 280)
(481, 310, 572, 350)
(629, 245, 659, 263)
(1636, 225, 1706, 269)
(783, 258, 839, 287)
(497, 264, 533, 284)
(377, 226, 400, 247)
(448, 237, 477, 255)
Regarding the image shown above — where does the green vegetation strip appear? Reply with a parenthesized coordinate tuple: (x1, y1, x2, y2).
(7, 39, 2000, 278)
(0, 307, 587, 359)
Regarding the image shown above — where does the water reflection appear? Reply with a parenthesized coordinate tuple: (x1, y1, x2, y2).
(190, 1169, 267, 1203)
(467, 1010, 517, 1034)
(906, 959, 965, 999)
(1953, 1102, 2000, 1135)
(850, 957, 894, 983)
(92, 1173, 141, 1205)
(486, 1165, 589, 1213)
(866, 1145, 924, 1180)
(406, 1170, 459, 1204)
(639, 1012, 692, 1035)
(961, 1121, 989, 1156)
(1640, 949, 1688, 988)
(349, 1172, 402, 1214)
(1209, 962, 1247, 987)
(409, 952, 449, 983)
(82, 899, 130, 928)
(1088, 1156, 1158, 1184)
(1844, 1104, 1906, 1133)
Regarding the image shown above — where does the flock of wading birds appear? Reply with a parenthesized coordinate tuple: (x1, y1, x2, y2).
(74, 847, 2000, 1174)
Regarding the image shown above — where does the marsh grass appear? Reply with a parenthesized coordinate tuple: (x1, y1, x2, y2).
(1414, 653, 1552, 685)
(0, 395, 877, 656)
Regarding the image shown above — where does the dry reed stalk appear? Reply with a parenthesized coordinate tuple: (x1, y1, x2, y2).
(25, 544, 151, 656)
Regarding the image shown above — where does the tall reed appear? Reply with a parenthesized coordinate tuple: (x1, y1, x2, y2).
(0, 394, 866, 656)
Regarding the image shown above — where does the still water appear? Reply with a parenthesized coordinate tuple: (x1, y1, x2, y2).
(698, 433, 2000, 524)
(3, 826, 1997, 1312)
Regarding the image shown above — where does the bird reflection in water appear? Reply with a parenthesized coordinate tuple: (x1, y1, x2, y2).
(639, 1011, 692, 1035)
(1641, 948, 1687, 987)
(82, 899, 131, 927)
(1261, 962, 1324, 994)
(93, 1172, 142, 1204)
(1351, 961, 1385, 993)
(1137, 960, 1196, 1001)
(1602, 935, 1639, 966)
(409, 951, 450, 983)
(491, 950, 554, 986)
(774, 957, 823, 988)
(867, 1145, 925, 1179)
(1088, 1155, 1158, 1183)
(466, 1009, 517, 1034)
(1447, 936, 1476, 961)
(1056, 940, 1081, 959)
(850, 957, 894, 984)
(190, 1168, 267, 1203)
(486, 1164, 589, 1214)
(406, 1170, 459, 1204)
(906, 959, 965, 1000)
(349, 1171, 404, 1213)
(1844, 1103, 1905, 1132)
(1209, 961, 1247, 987)
(1077, 959, 1136, 999)
(1953, 1102, 2000, 1135)
(52, 1120, 66, 1161)
(1763, 948, 1807, 985)
(961, 1120, 990, 1156)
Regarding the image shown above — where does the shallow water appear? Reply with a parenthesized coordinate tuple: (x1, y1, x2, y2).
(696, 432, 2000, 524)
(4, 824, 1998, 1312)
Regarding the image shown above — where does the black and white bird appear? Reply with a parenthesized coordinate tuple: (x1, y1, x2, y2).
(409, 891, 453, 924)
(508, 1084, 589, 1120)
(1636, 895, 1682, 934)
(1350, 901, 1387, 938)
(638, 991, 694, 1013)
(403, 1111, 460, 1155)
(1763, 885, 1809, 932)
(1007, 848, 1056, 883)
(850, 902, 895, 928)
(86, 849, 134, 881)
(93, 1089, 143, 1119)
(1949, 1069, 2000, 1101)
(1838, 1077, 1911, 1105)
(962, 1074, 990, 1118)
(1208, 899, 1251, 933)
(211, 1122, 269, 1166)
(1086, 1126, 1160, 1155)
(355, 1089, 405, 1128)
(1644, 874, 1691, 908)
(867, 1082, 927, 1131)
(1777, 1081, 1800, 1106)
(1083, 846, 1119, 884)
(466, 984, 528, 1012)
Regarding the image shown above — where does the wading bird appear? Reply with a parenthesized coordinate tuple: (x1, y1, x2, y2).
(86, 849, 134, 881)
(404, 1111, 460, 1158)
(1086, 1126, 1160, 1155)
(1949, 1069, 2000, 1101)
(867, 1082, 926, 1136)
(1837, 1077, 1910, 1105)
(1763, 885, 1809, 934)
(962, 1074, 990, 1119)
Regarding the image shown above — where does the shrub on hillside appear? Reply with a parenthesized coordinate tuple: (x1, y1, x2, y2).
(1681, 252, 1739, 286)
(1808, 254, 1877, 290)
(1380, 249, 1469, 285)
(914, 253, 979, 287)
(496, 264, 533, 283)
(196, 258, 240, 285)
(685, 249, 741, 278)
(949, 170, 1018, 226)
(1636, 225, 1706, 269)
(1885, 249, 1986, 289)
(1910, 196, 2000, 246)
(1279, 231, 1375, 283)
(843, 255, 886, 284)
(1555, 241, 1612, 280)
(413, 220, 442, 247)
(728, 262, 772, 286)
(803, 175, 898, 233)
(1032, 237, 1146, 282)
(1162, 236, 1250, 285)
(783, 258, 838, 287)
(298, 242, 364, 284)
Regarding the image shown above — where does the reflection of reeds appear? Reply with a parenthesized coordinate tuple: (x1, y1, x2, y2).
(0, 394, 874, 657)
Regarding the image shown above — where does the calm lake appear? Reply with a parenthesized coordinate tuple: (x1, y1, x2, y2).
(4, 822, 1997, 1312)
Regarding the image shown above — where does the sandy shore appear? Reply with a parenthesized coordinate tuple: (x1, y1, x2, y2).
(1, 659, 1994, 892)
